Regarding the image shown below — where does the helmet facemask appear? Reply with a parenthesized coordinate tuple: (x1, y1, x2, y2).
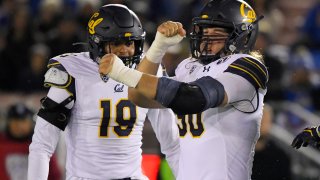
(190, 22, 231, 64)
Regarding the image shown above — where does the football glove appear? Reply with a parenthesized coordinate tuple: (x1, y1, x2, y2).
(291, 126, 320, 149)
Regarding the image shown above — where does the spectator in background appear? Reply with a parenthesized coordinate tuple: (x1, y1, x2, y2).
(76, 1, 97, 41)
(0, 30, 7, 90)
(46, 15, 81, 57)
(253, 22, 286, 101)
(252, 104, 292, 180)
(301, 3, 320, 49)
(17, 44, 50, 92)
(284, 47, 315, 110)
(77, 0, 100, 30)
(33, 0, 62, 42)
(292, 0, 320, 129)
(276, 2, 320, 134)
(149, 0, 180, 22)
(0, 0, 15, 31)
(282, 2, 320, 111)
(178, 0, 208, 32)
(251, 0, 284, 43)
(298, 3, 320, 111)
(2, 5, 35, 91)
(0, 103, 61, 180)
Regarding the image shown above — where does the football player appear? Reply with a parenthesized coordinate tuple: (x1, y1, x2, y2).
(99, 0, 269, 179)
(28, 4, 179, 180)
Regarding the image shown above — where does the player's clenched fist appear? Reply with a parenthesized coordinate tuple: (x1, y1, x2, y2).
(157, 21, 186, 37)
(145, 21, 186, 64)
(99, 53, 115, 75)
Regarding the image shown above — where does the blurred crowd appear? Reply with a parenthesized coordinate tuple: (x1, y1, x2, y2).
(1, 0, 320, 179)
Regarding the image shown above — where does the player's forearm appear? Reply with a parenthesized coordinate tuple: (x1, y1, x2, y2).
(28, 117, 61, 180)
(128, 87, 163, 108)
(137, 58, 160, 75)
(129, 58, 160, 107)
(28, 151, 51, 180)
(135, 74, 159, 99)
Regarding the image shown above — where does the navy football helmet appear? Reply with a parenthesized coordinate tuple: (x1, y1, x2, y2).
(190, 0, 261, 64)
(87, 4, 145, 67)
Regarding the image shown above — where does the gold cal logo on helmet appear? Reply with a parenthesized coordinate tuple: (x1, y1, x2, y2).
(88, 13, 103, 35)
(240, 3, 256, 23)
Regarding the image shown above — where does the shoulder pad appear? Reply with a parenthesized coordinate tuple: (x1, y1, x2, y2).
(47, 53, 79, 68)
(44, 67, 73, 88)
(225, 57, 269, 89)
(47, 59, 61, 68)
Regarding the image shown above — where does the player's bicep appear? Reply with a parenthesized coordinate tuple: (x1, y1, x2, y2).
(128, 88, 163, 108)
(219, 57, 268, 112)
(216, 73, 256, 104)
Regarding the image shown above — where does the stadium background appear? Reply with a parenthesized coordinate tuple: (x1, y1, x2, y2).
(1, 0, 320, 179)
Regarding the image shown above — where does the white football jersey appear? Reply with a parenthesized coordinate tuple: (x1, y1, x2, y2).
(173, 54, 268, 180)
(29, 52, 180, 180)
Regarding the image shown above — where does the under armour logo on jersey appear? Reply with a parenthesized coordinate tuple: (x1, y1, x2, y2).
(114, 84, 124, 92)
(203, 66, 211, 72)
(189, 65, 197, 74)
(100, 74, 109, 82)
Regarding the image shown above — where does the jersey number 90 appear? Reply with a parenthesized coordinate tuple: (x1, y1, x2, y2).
(177, 113, 204, 137)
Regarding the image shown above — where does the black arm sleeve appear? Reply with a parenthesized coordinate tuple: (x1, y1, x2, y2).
(37, 96, 74, 130)
(168, 83, 206, 115)
(155, 76, 225, 115)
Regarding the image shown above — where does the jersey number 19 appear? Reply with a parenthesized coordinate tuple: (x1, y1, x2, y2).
(99, 99, 137, 138)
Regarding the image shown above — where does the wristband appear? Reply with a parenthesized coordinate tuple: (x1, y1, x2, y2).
(145, 32, 183, 64)
(108, 55, 143, 88)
